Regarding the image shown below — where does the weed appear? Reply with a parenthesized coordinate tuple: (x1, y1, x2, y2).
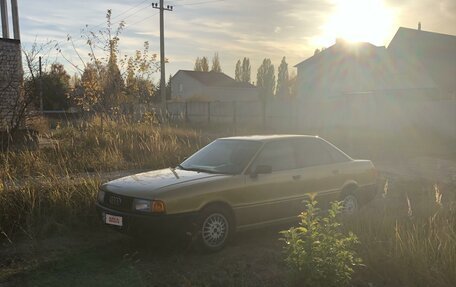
(280, 200, 362, 287)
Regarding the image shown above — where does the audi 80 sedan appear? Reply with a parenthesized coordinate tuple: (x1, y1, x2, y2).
(97, 135, 378, 251)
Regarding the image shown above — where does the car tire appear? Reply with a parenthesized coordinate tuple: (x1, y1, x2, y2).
(195, 206, 234, 252)
(342, 193, 359, 215)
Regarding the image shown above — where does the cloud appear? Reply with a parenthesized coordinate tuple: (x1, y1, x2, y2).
(17, 0, 456, 79)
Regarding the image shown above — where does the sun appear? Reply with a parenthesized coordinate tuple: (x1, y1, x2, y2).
(315, 0, 395, 47)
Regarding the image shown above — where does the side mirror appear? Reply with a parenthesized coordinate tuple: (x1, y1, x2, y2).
(250, 165, 272, 178)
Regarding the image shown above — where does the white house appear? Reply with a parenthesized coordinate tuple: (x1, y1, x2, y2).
(293, 26, 456, 138)
(170, 70, 259, 102)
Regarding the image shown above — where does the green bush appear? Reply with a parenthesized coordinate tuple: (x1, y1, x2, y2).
(280, 200, 362, 287)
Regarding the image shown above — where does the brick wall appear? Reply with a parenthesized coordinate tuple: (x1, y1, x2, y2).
(0, 38, 22, 131)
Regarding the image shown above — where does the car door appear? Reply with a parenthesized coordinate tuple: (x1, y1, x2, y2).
(234, 140, 299, 227)
(290, 138, 346, 212)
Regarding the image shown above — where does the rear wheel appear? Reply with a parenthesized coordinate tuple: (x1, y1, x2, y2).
(342, 194, 359, 215)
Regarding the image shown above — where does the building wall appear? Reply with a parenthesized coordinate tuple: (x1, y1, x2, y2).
(297, 92, 456, 139)
(170, 72, 204, 100)
(171, 73, 259, 102)
(0, 38, 22, 131)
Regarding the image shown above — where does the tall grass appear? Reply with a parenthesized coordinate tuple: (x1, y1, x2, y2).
(0, 118, 205, 241)
(346, 180, 456, 287)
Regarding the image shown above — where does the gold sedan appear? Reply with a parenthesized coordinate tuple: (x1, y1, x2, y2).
(97, 135, 378, 251)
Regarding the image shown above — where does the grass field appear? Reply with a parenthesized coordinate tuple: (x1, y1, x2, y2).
(1, 119, 455, 286)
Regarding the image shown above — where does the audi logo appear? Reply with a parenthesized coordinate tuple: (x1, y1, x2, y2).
(109, 196, 122, 206)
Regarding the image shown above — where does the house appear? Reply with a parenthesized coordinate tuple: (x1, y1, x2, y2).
(170, 70, 259, 102)
(294, 26, 456, 137)
(295, 27, 456, 100)
(295, 39, 394, 100)
(387, 27, 456, 95)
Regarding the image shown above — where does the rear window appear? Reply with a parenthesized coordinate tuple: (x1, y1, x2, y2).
(294, 138, 334, 167)
(319, 139, 351, 163)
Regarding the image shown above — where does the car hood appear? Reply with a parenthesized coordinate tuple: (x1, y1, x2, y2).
(101, 168, 224, 198)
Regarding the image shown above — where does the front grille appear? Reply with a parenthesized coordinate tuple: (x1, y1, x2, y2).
(103, 192, 133, 212)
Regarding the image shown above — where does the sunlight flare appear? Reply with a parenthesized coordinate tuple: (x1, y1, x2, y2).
(315, 0, 395, 47)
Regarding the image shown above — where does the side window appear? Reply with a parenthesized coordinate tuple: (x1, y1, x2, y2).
(295, 139, 333, 167)
(252, 141, 296, 172)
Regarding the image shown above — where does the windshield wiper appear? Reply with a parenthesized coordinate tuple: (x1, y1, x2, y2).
(176, 164, 186, 170)
(184, 167, 216, 174)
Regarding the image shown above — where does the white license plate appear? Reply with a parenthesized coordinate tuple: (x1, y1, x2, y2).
(105, 214, 123, 227)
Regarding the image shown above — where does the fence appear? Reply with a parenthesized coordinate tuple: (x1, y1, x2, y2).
(166, 95, 456, 139)
(167, 100, 299, 129)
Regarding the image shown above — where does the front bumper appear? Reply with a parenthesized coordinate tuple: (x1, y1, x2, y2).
(96, 203, 198, 235)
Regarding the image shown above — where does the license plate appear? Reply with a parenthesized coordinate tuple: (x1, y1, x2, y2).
(105, 214, 123, 227)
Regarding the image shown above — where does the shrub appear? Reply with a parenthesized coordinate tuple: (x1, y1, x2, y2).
(280, 200, 362, 287)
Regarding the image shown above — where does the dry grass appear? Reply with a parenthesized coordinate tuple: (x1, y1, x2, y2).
(0, 117, 206, 241)
(1, 121, 456, 287)
(347, 180, 456, 287)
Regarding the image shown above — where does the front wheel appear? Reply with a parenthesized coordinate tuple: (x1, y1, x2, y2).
(196, 207, 233, 252)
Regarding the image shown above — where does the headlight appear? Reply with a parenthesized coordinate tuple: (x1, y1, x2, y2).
(133, 199, 166, 214)
(97, 190, 105, 203)
(134, 199, 151, 212)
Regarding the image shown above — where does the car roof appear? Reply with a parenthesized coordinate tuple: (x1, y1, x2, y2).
(218, 134, 319, 142)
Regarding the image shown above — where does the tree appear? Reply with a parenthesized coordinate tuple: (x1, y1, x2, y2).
(73, 63, 104, 111)
(257, 58, 276, 99)
(241, 57, 251, 83)
(194, 56, 209, 72)
(5, 41, 54, 133)
(64, 10, 159, 115)
(200, 57, 209, 72)
(235, 60, 242, 81)
(211, 52, 222, 72)
(41, 63, 71, 110)
(123, 41, 160, 105)
(276, 56, 290, 98)
(194, 57, 202, 71)
(256, 58, 275, 126)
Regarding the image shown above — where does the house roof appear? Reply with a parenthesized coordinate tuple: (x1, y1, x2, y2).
(294, 40, 385, 68)
(387, 27, 456, 92)
(294, 40, 401, 94)
(175, 70, 256, 89)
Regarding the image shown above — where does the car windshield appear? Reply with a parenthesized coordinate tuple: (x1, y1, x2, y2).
(179, 139, 262, 175)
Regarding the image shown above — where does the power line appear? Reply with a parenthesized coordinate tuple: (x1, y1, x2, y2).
(87, 1, 153, 31)
(169, 0, 225, 7)
(174, 0, 225, 7)
(110, 0, 150, 21)
(127, 11, 160, 27)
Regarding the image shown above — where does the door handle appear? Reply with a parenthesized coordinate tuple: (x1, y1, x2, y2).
(292, 175, 301, 180)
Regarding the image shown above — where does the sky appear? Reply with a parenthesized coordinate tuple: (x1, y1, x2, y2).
(11, 0, 456, 82)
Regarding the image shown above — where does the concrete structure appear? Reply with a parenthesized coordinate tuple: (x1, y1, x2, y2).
(170, 70, 259, 102)
(0, 0, 22, 131)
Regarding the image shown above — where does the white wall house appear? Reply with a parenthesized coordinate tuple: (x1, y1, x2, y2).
(293, 26, 456, 138)
(170, 70, 259, 102)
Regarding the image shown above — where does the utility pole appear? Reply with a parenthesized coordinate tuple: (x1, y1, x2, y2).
(152, 1, 173, 114)
(39, 56, 43, 112)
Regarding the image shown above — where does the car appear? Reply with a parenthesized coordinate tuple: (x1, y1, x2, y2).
(96, 135, 378, 251)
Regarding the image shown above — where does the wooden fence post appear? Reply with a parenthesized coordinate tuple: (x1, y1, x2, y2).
(184, 101, 188, 122)
(207, 101, 210, 124)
